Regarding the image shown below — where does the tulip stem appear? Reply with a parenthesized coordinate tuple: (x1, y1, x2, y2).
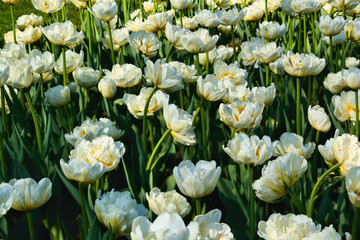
(329, 36, 334, 72)
(195, 54, 202, 76)
(25, 91, 42, 155)
(192, 99, 205, 126)
(139, 0, 144, 20)
(205, 52, 209, 75)
(265, 65, 269, 87)
(355, 90, 359, 138)
(86, 7, 93, 57)
(201, 103, 209, 160)
(40, 73, 44, 98)
(122, 0, 128, 23)
(303, 15, 307, 53)
(311, 130, 320, 180)
(79, 183, 89, 240)
(180, 10, 183, 28)
(165, 44, 174, 63)
(120, 46, 125, 64)
(146, 128, 172, 171)
(287, 187, 305, 214)
(231, 26, 236, 62)
(196, 198, 202, 215)
(298, 16, 302, 53)
(1, 87, 7, 138)
(27, 211, 35, 240)
(148, 120, 155, 151)
(296, 78, 301, 135)
(342, 0, 345, 17)
(311, 13, 317, 54)
(288, 17, 293, 51)
(0, 88, 6, 181)
(264, 0, 268, 21)
(107, 22, 116, 65)
(307, 162, 341, 218)
(62, 47, 67, 87)
(142, 86, 158, 157)
(10, 4, 16, 43)
(249, 165, 255, 240)
(352, 207, 359, 239)
(342, 40, 351, 68)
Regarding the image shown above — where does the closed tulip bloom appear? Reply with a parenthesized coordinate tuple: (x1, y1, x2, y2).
(303, 225, 346, 240)
(2, 0, 19, 4)
(290, 0, 322, 15)
(103, 28, 129, 51)
(257, 21, 287, 40)
(141, 12, 173, 33)
(90, 0, 118, 22)
(258, 213, 321, 239)
(249, 83, 276, 106)
(43, 21, 84, 47)
(144, 58, 184, 93)
(197, 74, 226, 102)
(214, 60, 247, 88)
(239, 37, 264, 67)
(332, 90, 360, 122)
(123, 87, 169, 119)
(176, 16, 198, 30)
(324, 71, 347, 94)
(173, 160, 221, 198)
(29, 49, 54, 74)
(343, 67, 360, 89)
(45, 85, 70, 108)
(9, 178, 52, 211)
(198, 45, 233, 66)
(54, 50, 84, 74)
(345, 20, 360, 44)
(0, 64, 10, 87)
(95, 190, 148, 236)
(6, 59, 33, 89)
(252, 41, 283, 64)
(0, 183, 13, 218)
(346, 166, 360, 208)
(65, 118, 124, 146)
(308, 105, 331, 132)
(73, 67, 100, 88)
(170, 0, 192, 10)
(129, 31, 162, 58)
(126, 17, 143, 32)
(318, 129, 339, 166)
(98, 77, 117, 98)
(33, 71, 54, 84)
(0, 43, 27, 60)
(16, 13, 43, 30)
(60, 159, 107, 184)
(253, 153, 308, 203)
(333, 133, 360, 176)
(281, 51, 326, 77)
(219, 101, 264, 130)
(195, 10, 221, 28)
(146, 187, 191, 217)
(32, 0, 64, 13)
(180, 28, 218, 53)
(4, 29, 23, 44)
(225, 84, 252, 103)
(169, 61, 198, 83)
(131, 213, 199, 240)
(244, 4, 265, 21)
(317, 15, 346, 37)
(163, 103, 196, 145)
(322, 31, 347, 46)
(274, 132, 315, 159)
(193, 209, 234, 239)
(223, 132, 276, 166)
(346, 57, 360, 68)
(103, 64, 141, 88)
(165, 23, 190, 51)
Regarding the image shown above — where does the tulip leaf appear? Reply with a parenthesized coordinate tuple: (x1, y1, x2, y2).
(55, 166, 81, 206)
(0, 216, 7, 239)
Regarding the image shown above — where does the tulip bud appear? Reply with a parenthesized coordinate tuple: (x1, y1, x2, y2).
(308, 105, 331, 132)
(98, 77, 117, 98)
(45, 85, 71, 108)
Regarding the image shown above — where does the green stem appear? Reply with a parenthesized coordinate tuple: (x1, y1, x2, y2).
(249, 165, 255, 240)
(1, 87, 7, 138)
(330, 36, 334, 72)
(307, 162, 341, 218)
(192, 99, 204, 126)
(265, 65, 269, 87)
(79, 183, 89, 239)
(264, 0, 268, 21)
(352, 207, 359, 239)
(146, 128, 172, 171)
(148, 120, 155, 151)
(355, 89, 359, 138)
(107, 22, 116, 65)
(24, 91, 42, 154)
(205, 52, 209, 75)
(27, 211, 35, 240)
(120, 46, 125, 64)
(10, 4, 16, 43)
(287, 187, 306, 214)
(83, 87, 88, 117)
(180, 10, 183, 28)
(231, 127, 236, 139)
(298, 16, 302, 53)
(342, 0, 345, 17)
(39, 73, 44, 98)
(201, 103, 208, 160)
(122, 0, 128, 23)
(121, 157, 135, 198)
(196, 198, 201, 215)
(311, 130, 320, 179)
(0, 93, 6, 180)
(342, 40, 351, 68)
(311, 13, 317, 54)
(139, 0, 144, 20)
(303, 15, 307, 53)
(165, 44, 174, 63)
(195, 54, 202, 76)
(64, 105, 73, 132)
(142, 86, 158, 157)
(86, 7, 92, 57)
(62, 47, 67, 87)
(231, 26, 236, 62)
(288, 17, 293, 51)
(296, 78, 301, 135)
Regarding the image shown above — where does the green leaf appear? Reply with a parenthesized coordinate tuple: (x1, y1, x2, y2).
(56, 166, 80, 206)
